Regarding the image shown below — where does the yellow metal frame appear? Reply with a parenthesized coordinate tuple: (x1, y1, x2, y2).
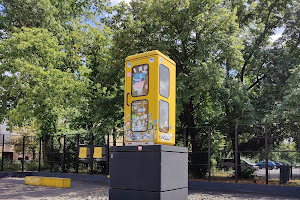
(124, 50, 176, 145)
(93, 147, 103, 158)
(78, 147, 87, 159)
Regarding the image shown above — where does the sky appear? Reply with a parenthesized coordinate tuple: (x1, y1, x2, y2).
(270, 27, 285, 42)
(111, 0, 131, 6)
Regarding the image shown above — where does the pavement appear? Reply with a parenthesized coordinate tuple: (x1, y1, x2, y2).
(218, 167, 300, 179)
(0, 177, 299, 200)
(188, 189, 300, 200)
(0, 178, 108, 200)
(256, 167, 300, 179)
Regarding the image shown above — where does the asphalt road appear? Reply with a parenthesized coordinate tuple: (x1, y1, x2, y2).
(255, 167, 300, 179)
(0, 177, 299, 200)
(0, 177, 109, 200)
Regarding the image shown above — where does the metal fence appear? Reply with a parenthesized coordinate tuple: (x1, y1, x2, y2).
(1, 124, 299, 185)
(0, 131, 124, 176)
(175, 124, 300, 185)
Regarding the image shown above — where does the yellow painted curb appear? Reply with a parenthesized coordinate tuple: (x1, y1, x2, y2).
(25, 176, 71, 188)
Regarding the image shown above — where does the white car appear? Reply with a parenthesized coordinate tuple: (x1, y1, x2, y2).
(220, 158, 259, 171)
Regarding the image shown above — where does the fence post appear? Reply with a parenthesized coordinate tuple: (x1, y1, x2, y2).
(22, 135, 25, 172)
(106, 131, 110, 176)
(63, 135, 66, 173)
(76, 134, 79, 174)
(50, 136, 53, 172)
(184, 128, 187, 147)
(290, 166, 293, 180)
(1, 135, 4, 172)
(113, 129, 116, 146)
(235, 123, 238, 183)
(123, 134, 125, 146)
(38, 137, 42, 172)
(90, 132, 94, 175)
(208, 127, 211, 182)
(265, 124, 269, 185)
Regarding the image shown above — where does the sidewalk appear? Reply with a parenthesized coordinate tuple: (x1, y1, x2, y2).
(0, 178, 299, 200)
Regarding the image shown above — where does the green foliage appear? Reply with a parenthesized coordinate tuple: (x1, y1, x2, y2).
(275, 67, 300, 127)
(25, 161, 39, 171)
(2, 158, 21, 172)
(0, 0, 110, 36)
(107, 0, 244, 126)
(239, 167, 256, 179)
(0, 27, 87, 137)
(25, 162, 53, 172)
(0, 0, 300, 177)
(269, 140, 300, 165)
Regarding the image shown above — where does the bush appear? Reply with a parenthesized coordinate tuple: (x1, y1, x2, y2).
(3, 158, 21, 171)
(189, 151, 208, 179)
(239, 167, 256, 179)
(40, 163, 51, 171)
(25, 162, 39, 171)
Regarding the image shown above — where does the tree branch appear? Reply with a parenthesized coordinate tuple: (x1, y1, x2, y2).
(247, 75, 266, 91)
(240, 0, 279, 83)
(240, 54, 252, 82)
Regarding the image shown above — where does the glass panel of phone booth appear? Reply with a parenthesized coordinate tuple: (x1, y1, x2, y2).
(131, 100, 148, 132)
(159, 64, 170, 98)
(159, 100, 169, 133)
(131, 64, 149, 97)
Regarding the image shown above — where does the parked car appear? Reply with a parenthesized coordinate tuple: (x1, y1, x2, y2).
(274, 162, 282, 169)
(255, 161, 276, 170)
(220, 158, 259, 171)
(241, 159, 259, 171)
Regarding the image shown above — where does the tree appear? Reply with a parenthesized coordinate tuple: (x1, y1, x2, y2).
(266, 0, 300, 150)
(8, 123, 39, 160)
(0, 0, 113, 146)
(105, 0, 300, 177)
(216, 0, 300, 172)
(229, 0, 297, 121)
(105, 0, 244, 177)
(0, 0, 109, 37)
(0, 0, 299, 177)
(0, 27, 87, 160)
(68, 24, 123, 144)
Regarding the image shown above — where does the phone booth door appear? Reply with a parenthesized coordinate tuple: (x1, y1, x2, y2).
(125, 61, 154, 145)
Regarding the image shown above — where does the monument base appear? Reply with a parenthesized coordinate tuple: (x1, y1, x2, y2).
(109, 145, 188, 200)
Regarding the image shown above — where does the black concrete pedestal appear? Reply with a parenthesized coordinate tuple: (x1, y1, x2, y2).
(109, 145, 188, 200)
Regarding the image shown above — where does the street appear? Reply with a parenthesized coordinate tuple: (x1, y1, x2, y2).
(255, 167, 300, 179)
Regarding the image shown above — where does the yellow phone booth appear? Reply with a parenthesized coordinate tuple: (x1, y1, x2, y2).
(124, 50, 176, 146)
(110, 52, 187, 199)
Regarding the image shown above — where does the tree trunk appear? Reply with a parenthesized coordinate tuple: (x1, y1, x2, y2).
(181, 96, 208, 178)
(113, 128, 116, 146)
(42, 134, 51, 164)
(230, 123, 241, 179)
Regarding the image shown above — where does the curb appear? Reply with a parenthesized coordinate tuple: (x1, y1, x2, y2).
(189, 181, 300, 198)
(0, 172, 109, 184)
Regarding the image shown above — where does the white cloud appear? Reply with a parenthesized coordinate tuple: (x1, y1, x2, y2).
(270, 27, 284, 42)
(270, 33, 282, 42)
(111, 0, 131, 6)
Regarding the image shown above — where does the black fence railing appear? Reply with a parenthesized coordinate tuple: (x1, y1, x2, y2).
(0, 131, 123, 176)
(1, 124, 299, 185)
(175, 124, 299, 185)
